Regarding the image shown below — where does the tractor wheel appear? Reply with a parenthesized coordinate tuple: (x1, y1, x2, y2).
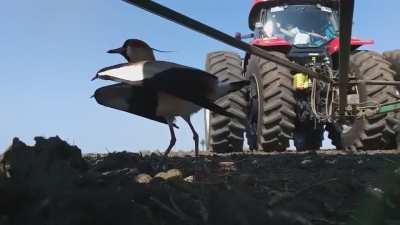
(341, 51, 399, 150)
(205, 51, 247, 153)
(246, 53, 296, 151)
(383, 50, 400, 81)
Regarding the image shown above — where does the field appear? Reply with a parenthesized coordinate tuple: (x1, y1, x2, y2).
(1, 136, 400, 225)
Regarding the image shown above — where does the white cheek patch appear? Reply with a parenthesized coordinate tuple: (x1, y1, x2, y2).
(97, 62, 152, 85)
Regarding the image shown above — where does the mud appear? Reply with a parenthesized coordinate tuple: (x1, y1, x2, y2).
(1, 136, 400, 225)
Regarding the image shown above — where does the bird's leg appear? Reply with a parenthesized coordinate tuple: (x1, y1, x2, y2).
(182, 116, 199, 157)
(156, 118, 176, 171)
(164, 117, 177, 157)
(183, 116, 204, 182)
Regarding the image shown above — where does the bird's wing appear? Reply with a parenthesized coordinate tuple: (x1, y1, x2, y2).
(144, 61, 218, 83)
(144, 61, 220, 101)
(94, 60, 219, 89)
(93, 83, 176, 126)
(94, 62, 148, 85)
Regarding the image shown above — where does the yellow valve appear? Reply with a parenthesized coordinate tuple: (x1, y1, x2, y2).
(293, 73, 310, 90)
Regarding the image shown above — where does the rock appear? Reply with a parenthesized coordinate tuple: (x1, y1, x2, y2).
(366, 187, 385, 199)
(394, 168, 400, 177)
(184, 176, 194, 183)
(218, 161, 237, 172)
(326, 159, 337, 165)
(301, 159, 312, 165)
(154, 169, 183, 180)
(135, 173, 152, 184)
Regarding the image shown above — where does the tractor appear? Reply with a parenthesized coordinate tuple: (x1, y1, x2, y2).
(120, 0, 400, 153)
(204, 0, 400, 152)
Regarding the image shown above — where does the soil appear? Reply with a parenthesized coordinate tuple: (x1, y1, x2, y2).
(1, 136, 400, 225)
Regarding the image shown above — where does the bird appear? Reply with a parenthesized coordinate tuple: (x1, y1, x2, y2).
(93, 39, 249, 157)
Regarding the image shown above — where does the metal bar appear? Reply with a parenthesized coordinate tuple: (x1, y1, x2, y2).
(338, 0, 355, 118)
(378, 101, 400, 114)
(365, 80, 400, 86)
(122, 0, 332, 83)
(340, 80, 400, 86)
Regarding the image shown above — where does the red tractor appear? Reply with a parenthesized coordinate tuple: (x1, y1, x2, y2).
(121, 0, 400, 153)
(205, 0, 400, 152)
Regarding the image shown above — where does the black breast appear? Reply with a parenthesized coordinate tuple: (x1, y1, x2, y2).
(94, 83, 168, 124)
(128, 85, 158, 116)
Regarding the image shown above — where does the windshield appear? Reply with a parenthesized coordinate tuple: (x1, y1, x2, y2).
(259, 5, 339, 47)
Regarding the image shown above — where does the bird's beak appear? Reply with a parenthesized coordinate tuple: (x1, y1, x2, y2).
(91, 74, 99, 81)
(107, 47, 125, 54)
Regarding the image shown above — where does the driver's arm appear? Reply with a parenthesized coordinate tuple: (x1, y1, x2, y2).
(279, 27, 295, 37)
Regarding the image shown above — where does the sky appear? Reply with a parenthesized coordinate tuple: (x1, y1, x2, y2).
(0, 0, 399, 153)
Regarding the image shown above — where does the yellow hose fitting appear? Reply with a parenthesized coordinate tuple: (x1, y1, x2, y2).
(293, 73, 310, 90)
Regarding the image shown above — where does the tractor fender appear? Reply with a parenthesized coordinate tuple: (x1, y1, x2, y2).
(327, 38, 374, 55)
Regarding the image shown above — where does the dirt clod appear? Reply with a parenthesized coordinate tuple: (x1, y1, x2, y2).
(1, 137, 400, 225)
(154, 169, 183, 180)
(135, 173, 153, 184)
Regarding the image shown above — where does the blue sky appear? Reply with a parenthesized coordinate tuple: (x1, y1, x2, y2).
(0, 0, 399, 153)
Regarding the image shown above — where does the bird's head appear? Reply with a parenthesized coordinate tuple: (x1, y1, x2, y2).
(107, 39, 156, 63)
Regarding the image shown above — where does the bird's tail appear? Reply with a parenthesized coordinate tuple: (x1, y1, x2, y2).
(216, 80, 250, 99)
(201, 100, 245, 121)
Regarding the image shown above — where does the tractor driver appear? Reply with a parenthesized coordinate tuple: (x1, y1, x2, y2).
(277, 22, 331, 46)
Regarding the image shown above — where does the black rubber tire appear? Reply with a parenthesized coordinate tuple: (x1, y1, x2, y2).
(205, 51, 247, 153)
(341, 51, 399, 150)
(383, 50, 400, 81)
(245, 52, 296, 151)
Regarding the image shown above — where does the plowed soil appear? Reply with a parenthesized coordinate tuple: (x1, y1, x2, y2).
(1, 136, 400, 225)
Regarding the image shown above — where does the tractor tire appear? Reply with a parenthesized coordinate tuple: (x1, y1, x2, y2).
(246, 52, 296, 151)
(383, 50, 400, 81)
(205, 51, 247, 153)
(341, 51, 399, 150)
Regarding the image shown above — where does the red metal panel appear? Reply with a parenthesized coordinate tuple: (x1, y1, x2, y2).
(251, 37, 292, 52)
(252, 0, 272, 6)
(251, 37, 291, 46)
(327, 38, 374, 55)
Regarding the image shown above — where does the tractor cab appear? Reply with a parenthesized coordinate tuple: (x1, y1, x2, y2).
(249, 0, 339, 49)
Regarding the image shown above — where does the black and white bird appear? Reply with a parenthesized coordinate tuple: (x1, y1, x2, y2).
(93, 39, 249, 157)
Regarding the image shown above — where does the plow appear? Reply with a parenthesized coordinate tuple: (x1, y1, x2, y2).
(122, 0, 400, 152)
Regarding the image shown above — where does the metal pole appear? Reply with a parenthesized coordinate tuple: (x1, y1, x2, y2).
(122, 0, 332, 83)
(338, 0, 355, 118)
(342, 80, 400, 86)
